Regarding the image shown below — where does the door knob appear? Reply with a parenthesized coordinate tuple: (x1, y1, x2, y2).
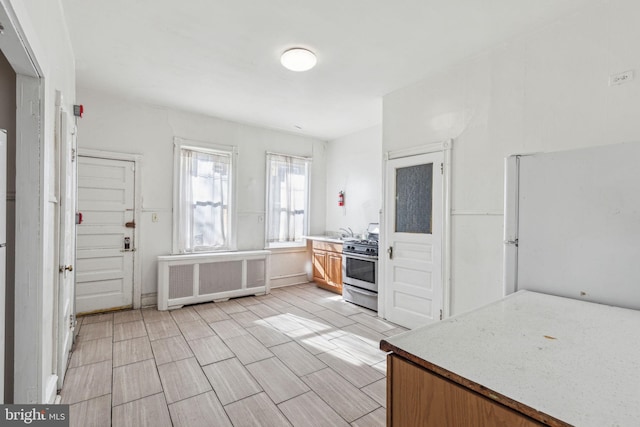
(59, 265, 73, 273)
(388, 246, 393, 260)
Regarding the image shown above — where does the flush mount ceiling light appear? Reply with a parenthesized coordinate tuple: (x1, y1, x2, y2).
(280, 48, 317, 72)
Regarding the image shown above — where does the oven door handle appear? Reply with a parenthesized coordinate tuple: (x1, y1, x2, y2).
(342, 252, 378, 261)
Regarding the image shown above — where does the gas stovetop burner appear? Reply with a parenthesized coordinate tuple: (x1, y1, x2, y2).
(342, 223, 379, 257)
(344, 239, 378, 246)
(343, 239, 379, 257)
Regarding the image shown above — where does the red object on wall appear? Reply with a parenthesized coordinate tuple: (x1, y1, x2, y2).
(338, 191, 345, 206)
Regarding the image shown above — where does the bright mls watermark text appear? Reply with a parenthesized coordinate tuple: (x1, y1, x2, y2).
(1, 405, 69, 426)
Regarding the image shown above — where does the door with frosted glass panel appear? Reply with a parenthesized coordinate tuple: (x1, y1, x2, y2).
(384, 152, 443, 328)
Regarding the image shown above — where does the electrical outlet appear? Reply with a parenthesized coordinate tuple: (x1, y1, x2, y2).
(609, 70, 634, 86)
(152, 213, 159, 223)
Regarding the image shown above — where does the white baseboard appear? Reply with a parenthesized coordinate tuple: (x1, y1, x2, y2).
(270, 273, 309, 288)
(141, 293, 157, 308)
(45, 375, 58, 404)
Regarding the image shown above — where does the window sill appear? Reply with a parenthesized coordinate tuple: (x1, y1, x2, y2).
(266, 242, 306, 249)
(172, 247, 235, 255)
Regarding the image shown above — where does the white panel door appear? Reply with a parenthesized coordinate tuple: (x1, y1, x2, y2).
(384, 152, 443, 329)
(76, 156, 135, 313)
(56, 107, 76, 387)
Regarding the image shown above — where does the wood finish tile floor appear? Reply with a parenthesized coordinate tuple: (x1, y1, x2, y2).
(62, 283, 407, 427)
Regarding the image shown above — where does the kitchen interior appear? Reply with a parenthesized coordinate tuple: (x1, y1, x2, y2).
(307, 222, 380, 312)
(1, 0, 640, 426)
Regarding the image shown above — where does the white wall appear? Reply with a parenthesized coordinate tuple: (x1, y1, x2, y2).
(383, 0, 640, 315)
(3, 0, 76, 403)
(76, 87, 327, 298)
(325, 126, 382, 236)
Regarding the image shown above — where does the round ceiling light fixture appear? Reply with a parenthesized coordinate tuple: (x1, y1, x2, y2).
(280, 48, 317, 72)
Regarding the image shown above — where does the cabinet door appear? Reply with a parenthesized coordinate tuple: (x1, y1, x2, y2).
(327, 253, 343, 290)
(388, 355, 544, 427)
(313, 250, 327, 285)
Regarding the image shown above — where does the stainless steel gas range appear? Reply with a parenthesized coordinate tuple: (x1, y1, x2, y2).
(342, 223, 379, 311)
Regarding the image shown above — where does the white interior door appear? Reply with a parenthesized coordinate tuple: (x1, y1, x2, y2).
(384, 152, 443, 329)
(76, 156, 135, 314)
(56, 106, 76, 388)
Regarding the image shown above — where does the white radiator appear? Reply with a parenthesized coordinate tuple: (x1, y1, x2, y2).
(157, 250, 271, 310)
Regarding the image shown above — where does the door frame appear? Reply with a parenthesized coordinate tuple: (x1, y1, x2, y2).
(503, 155, 520, 296)
(380, 139, 453, 320)
(77, 149, 143, 309)
(1, 0, 59, 404)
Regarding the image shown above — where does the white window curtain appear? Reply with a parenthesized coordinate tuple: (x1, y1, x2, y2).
(266, 153, 310, 246)
(178, 148, 231, 252)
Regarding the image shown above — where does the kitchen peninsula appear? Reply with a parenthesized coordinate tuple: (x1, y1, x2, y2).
(381, 291, 640, 426)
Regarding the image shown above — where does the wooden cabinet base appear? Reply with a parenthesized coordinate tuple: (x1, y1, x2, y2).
(315, 281, 342, 294)
(388, 355, 544, 427)
(311, 241, 343, 294)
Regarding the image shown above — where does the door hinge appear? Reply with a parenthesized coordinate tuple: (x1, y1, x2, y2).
(71, 148, 76, 162)
(440, 309, 443, 320)
(70, 313, 76, 330)
(440, 163, 443, 175)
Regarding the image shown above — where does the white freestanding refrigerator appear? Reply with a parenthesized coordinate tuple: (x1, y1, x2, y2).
(0, 129, 6, 403)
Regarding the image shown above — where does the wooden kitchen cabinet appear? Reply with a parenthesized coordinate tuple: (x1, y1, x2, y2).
(311, 240, 342, 294)
(387, 355, 543, 427)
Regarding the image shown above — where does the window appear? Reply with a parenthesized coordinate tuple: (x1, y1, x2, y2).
(395, 163, 433, 234)
(173, 138, 236, 253)
(265, 153, 311, 247)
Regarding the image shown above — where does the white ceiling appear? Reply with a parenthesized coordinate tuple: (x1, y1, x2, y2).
(61, 0, 596, 140)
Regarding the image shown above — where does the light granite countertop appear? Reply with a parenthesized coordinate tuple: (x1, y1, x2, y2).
(381, 290, 640, 426)
(302, 235, 345, 244)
